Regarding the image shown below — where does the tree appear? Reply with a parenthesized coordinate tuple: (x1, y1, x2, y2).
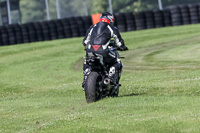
(20, 0, 46, 23)
(87, 0, 109, 14)
(19, 0, 200, 23)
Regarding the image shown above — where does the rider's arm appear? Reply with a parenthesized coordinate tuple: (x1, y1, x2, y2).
(111, 26, 128, 50)
(82, 25, 94, 47)
(108, 25, 125, 47)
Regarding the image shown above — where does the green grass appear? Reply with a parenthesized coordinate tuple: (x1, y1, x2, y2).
(1, 24, 200, 133)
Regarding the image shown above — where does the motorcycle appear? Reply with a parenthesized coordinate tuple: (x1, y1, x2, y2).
(83, 41, 126, 103)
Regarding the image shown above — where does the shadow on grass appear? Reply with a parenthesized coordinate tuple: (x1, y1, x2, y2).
(119, 93, 143, 97)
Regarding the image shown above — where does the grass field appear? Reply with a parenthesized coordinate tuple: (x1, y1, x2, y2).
(1, 24, 200, 133)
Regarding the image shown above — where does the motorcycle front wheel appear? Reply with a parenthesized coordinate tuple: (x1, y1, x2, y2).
(110, 72, 120, 97)
(85, 72, 101, 103)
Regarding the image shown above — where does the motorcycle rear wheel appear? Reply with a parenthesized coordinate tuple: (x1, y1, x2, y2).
(85, 72, 100, 103)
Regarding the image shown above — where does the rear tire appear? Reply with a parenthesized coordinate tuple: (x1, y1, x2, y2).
(85, 72, 100, 103)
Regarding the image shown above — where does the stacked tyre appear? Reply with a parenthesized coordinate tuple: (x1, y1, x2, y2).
(13, 24, 23, 44)
(153, 10, 164, 28)
(135, 12, 146, 30)
(1, 26, 10, 45)
(47, 20, 58, 40)
(114, 13, 127, 32)
(179, 5, 190, 25)
(168, 6, 182, 26)
(33, 22, 44, 42)
(198, 3, 200, 18)
(20, 24, 30, 43)
(188, 4, 199, 24)
(61, 18, 72, 38)
(55, 19, 65, 39)
(0, 28, 2, 46)
(6, 25, 16, 45)
(144, 11, 155, 29)
(0, 26, 9, 45)
(162, 9, 172, 27)
(82, 16, 93, 34)
(40, 21, 51, 41)
(27, 23, 37, 42)
(124, 12, 136, 31)
(68, 17, 80, 37)
(75, 17, 86, 36)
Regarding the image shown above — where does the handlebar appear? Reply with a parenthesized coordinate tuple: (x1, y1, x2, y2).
(110, 47, 128, 51)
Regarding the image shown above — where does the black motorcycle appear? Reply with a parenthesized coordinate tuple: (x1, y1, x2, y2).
(84, 43, 126, 103)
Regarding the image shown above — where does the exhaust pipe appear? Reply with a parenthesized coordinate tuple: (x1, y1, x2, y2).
(104, 78, 110, 85)
(104, 78, 111, 91)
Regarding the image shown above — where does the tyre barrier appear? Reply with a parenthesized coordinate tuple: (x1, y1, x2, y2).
(0, 26, 9, 45)
(13, 24, 23, 44)
(61, 18, 72, 38)
(6, 25, 16, 45)
(0, 29, 2, 46)
(167, 6, 183, 26)
(162, 9, 172, 27)
(55, 19, 65, 39)
(27, 23, 37, 42)
(153, 10, 164, 28)
(188, 4, 199, 24)
(144, 11, 155, 29)
(33, 22, 44, 42)
(40, 21, 51, 41)
(82, 16, 92, 33)
(124, 12, 136, 31)
(19, 24, 30, 43)
(114, 13, 127, 32)
(1, 26, 10, 45)
(75, 17, 86, 36)
(198, 3, 200, 18)
(1, 3, 200, 46)
(135, 12, 146, 30)
(68, 17, 80, 37)
(47, 20, 58, 40)
(179, 5, 190, 25)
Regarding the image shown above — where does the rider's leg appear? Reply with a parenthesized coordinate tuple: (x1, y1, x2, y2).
(108, 58, 123, 84)
(105, 49, 123, 84)
(117, 58, 123, 81)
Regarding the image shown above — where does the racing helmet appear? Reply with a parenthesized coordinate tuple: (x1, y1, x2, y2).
(100, 12, 114, 25)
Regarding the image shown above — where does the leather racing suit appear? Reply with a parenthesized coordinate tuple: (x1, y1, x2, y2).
(82, 21, 127, 87)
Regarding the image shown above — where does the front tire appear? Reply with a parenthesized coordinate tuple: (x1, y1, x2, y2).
(85, 72, 100, 103)
(110, 72, 119, 97)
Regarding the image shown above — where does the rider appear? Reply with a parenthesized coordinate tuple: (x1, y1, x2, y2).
(82, 12, 128, 88)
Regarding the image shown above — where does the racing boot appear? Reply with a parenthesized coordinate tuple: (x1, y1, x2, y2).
(108, 66, 116, 85)
(82, 68, 91, 89)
